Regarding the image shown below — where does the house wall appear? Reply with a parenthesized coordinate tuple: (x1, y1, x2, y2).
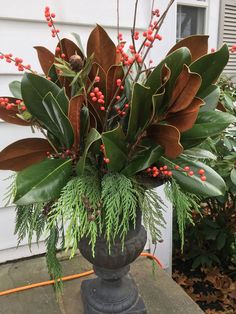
(0, 0, 219, 267)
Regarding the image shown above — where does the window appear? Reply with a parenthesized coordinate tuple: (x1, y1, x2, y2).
(177, 5, 206, 41)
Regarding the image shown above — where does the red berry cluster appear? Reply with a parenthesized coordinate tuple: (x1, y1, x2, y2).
(152, 9, 160, 17)
(0, 53, 31, 72)
(44, 7, 60, 38)
(133, 31, 139, 41)
(100, 144, 110, 164)
(116, 41, 143, 66)
(143, 25, 162, 47)
(90, 87, 105, 111)
(146, 165, 172, 178)
(0, 98, 26, 111)
(174, 165, 207, 181)
(114, 103, 129, 117)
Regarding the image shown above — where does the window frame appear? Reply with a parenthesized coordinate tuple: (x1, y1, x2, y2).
(176, 0, 209, 41)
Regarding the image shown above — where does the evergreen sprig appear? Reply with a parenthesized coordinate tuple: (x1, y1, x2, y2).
(165, 179, 201, 250)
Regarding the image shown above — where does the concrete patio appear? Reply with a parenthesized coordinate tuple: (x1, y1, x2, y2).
(0, 253, 203, 314)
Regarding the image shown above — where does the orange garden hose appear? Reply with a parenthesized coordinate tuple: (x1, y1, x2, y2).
(0, 252, 163, 297)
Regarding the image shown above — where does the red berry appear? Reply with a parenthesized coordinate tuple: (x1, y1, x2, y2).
(95, 76, 100, 82)
(201, 176, 207, 182)
(21, 105, 26, 111)
(198, 169, 205, 175)
(100, 106, 105, 111)
(188, 171, 194, 176)
(51, 13, 56, 18)
(103, 157, 110, 164)
(94, 87, 99, 93)
(184, 166, 190, 172)
(175, 165, 180, 170)
(168, 171, 172, 177)
(61, 54, 66, 59)
(56, 47, 61, 52)
(92, 97, 97, 102)
(163, 165, 168, 170)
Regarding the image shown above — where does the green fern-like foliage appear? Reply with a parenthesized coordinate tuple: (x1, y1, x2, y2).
(165, 179, 201, 250)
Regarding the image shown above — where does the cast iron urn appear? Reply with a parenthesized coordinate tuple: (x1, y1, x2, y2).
(78, 212, 147, 313)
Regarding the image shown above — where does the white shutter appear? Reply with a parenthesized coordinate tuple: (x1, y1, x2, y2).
(219, 0, 236, 77)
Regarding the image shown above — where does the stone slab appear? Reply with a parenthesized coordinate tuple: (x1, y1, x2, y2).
(0, 254, 204, 314)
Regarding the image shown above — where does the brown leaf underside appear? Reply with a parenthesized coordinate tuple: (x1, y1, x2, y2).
(87, 25, 117, 73)
(0, 138, 53, 171)
(167, 35, 209, 62)
(166, 97, 204, 132)
(169, 64, 202, 113)
(34, 46, 55, 76)
(147, 124, 183, 159)
(68, 95, 84, 149)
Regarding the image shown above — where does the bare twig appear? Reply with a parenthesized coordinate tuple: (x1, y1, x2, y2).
(117, 0, 120, 44)
(131, 0, 139, 52)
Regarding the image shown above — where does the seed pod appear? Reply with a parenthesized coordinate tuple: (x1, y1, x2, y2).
(88, 214, 96, 221)
(96, 210, 101, 216)
(69, 54, 83, 72)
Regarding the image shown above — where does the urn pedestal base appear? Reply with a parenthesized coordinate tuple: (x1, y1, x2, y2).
(81, 272, 147, 314)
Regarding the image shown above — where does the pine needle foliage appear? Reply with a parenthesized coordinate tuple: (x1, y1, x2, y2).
(102, 173, 138, 250)
(165, 179, 200, 250)
(135, 183, 166, 244)
(15, 202, 46, 247)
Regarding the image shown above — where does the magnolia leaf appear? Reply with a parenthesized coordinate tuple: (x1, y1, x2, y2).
(147, 124, 183, 159)
(182, 148, 217, 160)
(161, 156, 226, 196)
(55, 38, 84, 60)
(152, 90, 165, 119)
(21, 72, 61, 111)
(102, 125, 127, 172)
(34, 46, 55, 75)
(0, 138, 53, 171)
(87, 25, 117, 73)
(0, 97, 31, 126)
(167, 35, 209, 62)
(55, 88, 69, 115)
(231, 168, 236, 185)
(169, 65, 202, 112)
(76, 128, 101, 175)
(42, 92, 74, 148)
(71, 32, 85, 56)
(166, 97, 204, 132)
(146, 47, 191, 95)
(126, 83, 152, 142)
(199, 85, 220, 112)
(106, 65, 124, 104)
(190, 44, 229, 95)
(9, 81, 22, 99)
(182, 111, 236, 141)
(68, 95, 84, 149)
(14, 158, 72, 205)
(122, 144, 163, 177)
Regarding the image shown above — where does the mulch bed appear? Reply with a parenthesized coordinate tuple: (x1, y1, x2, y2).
(172, 259, 236, 314)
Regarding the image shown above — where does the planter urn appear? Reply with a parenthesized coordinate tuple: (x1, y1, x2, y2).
(78, 212, 147, 313)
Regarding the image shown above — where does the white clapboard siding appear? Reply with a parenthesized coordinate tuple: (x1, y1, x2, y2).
(219, 0, 236, 77)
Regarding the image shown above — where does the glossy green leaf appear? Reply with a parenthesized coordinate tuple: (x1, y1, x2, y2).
(126, 83, 152, 142)
(230, 168, 236, 185)
(161, 156, 226, 196)
(199, 85, 220, 112)
(55, 88, 69, 115)
(122, 144, 163, 177)
(76, 128, 101, 175)
(190, 44, 229, 95)
(42, 92, 74, 148)
(14, 158, 72, 205)
(102, 125, 127, 172)
(21, 72, 61, 112)
(146, 47, 192, 94)
(9, 81, 22, 99)
(182, 111, 236, 141)
(71, 32, 85, 56)
(183, 148, 217, 160)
